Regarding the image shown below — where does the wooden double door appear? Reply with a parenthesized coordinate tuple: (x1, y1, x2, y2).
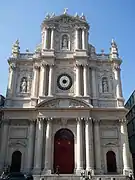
(54, 128, 74, 174)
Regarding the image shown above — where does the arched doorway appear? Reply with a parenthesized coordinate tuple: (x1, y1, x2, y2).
(54, 128, 74, 174)
(106, 151, 117, 173)
(10, 151, 22, 172)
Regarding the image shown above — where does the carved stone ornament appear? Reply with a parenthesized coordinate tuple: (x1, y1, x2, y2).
(9, 139, 27, 148)
(37, 98, 91, 108)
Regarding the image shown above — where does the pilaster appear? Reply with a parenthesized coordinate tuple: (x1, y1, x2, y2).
(120, 119, 132, 175)
(76, 117, 83, 173)
(91, 67, 98, 106)
(50, 28, 55, 49)
(82, 28, 86, 50)
(27, 120, 35, 173)
(83, 65, 89, 97)
(0, 119, 9, 171)
(7, 63, 16, 97)
(43, 118, 52, 175)
(113, 64, 123, 99)
(75, 64, 81, 97)
(48, 64, 54, 96)
(75, 28, 79, 50)
(93, 119, 102, 174)
(84, 117, 94, 174)
(43, 28, 48, 49)
(31, 64, 40, 98)
(33, 118, 44, 174)
(39, 63, 47, 97)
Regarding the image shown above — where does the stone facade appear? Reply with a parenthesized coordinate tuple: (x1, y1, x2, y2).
(0, 10, 133, 180)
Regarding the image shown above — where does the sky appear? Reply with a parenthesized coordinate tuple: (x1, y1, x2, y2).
(0, 0, 135, 101)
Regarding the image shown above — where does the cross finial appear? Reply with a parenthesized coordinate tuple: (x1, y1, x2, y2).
(63, 8, 68, 14)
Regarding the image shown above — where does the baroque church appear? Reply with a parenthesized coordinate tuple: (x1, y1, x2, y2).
(0, 9, 133, 180)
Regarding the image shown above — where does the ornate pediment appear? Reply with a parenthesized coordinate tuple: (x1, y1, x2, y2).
(41, 13, 89, 29)
(37, 98, 92, 108)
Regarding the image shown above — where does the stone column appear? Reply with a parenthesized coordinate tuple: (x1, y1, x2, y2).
(75, 28, 79, 50)
(50, 28, 54, 49)
(76, 65, 81, 96)
(120, 119, 131, 174)
(27, 121, 35, 172)
(85, 118, 94, 172)
(33, 118, 44, 174)
(43, 118, 52, 174)
(82, 28, 85, 50)
(114, 64, 123, 98)
(48, 65, 54, 96)
(93, 119, 102, 174)
(43, 28, 48, 49)
(7, 63, 16, 97)
(39, 63, 46, 97)
(0, 120, 9, 171)
(32, 65, 40, 97)
(76, 118, 83, 173)
(83, 65, 89, 96)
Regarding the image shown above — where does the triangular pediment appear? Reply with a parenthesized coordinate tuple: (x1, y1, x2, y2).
(41, 13, 89, 28)
(37, 97, 93, 108)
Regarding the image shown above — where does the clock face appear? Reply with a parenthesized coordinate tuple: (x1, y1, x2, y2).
(57, 74, 72, 90)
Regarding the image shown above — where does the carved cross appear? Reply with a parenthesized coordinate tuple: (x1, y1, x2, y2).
(64, 8, 68, 14)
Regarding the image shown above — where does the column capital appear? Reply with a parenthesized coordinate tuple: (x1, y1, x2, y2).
(29, 120, 36, 125)
(119, 119, 127, 124)
(48, 64, 55, 67)
(37, 117, 45, 123)
(10, 63, 16, 71)
(84, 117, 92, 124)
(33, 64, 40, 70)
(41, 62, 47, 68)
(93, 118, 100, 124)
(83, 64, 89, 67)
(76, 117, 84, 122)
(113, 63, 121, 71)
(76, 63, 81, 67)
(46, 117, 53, 122)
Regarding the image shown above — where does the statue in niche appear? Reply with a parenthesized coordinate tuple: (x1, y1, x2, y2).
(61, 34, 69, 49)
(102, 77, 109, 93)
(20, 77, 27, 93)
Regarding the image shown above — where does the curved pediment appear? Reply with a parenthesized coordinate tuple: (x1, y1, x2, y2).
(37, 97, 93, 108)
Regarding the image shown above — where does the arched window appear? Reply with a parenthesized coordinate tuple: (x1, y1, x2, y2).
(106, 151, 117, 173)
(20, 77, 27, 93)
(61, 34, 69, 50)
(10, 151, 22, 172)
(102, 77, 109, 93)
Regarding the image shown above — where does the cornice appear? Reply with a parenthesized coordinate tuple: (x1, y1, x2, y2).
(2, 106, 127, 113)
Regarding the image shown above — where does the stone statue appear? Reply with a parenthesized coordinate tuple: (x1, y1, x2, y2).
(102, 78, 108, 93)
(62, 35, 68, 49)
(20, 77, 27, 93)
(63, 8, 68, 14)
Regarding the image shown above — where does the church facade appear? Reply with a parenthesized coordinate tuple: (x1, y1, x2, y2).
(0, 10, 133, 180)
